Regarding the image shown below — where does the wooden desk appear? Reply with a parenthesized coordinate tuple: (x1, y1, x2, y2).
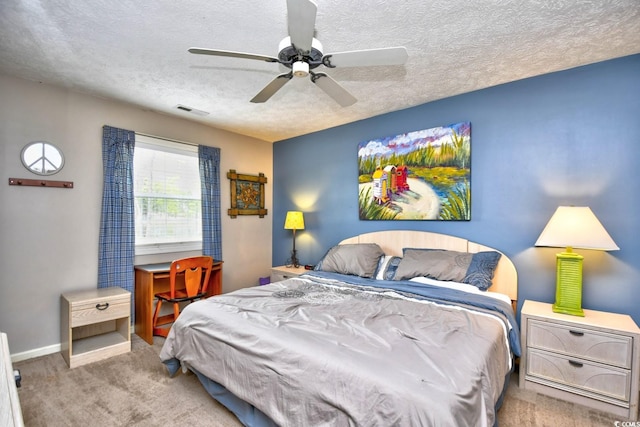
(134, 260, 223, 344)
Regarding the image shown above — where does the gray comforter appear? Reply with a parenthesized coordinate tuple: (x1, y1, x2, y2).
(160, 272, 518, 427)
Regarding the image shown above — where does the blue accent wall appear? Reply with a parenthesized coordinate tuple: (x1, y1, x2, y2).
(273, 54, 640, 323)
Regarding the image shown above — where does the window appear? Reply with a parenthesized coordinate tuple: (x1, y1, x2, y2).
(134, 135, 201, 255)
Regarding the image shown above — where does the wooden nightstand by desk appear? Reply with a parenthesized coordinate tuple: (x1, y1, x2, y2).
(61, 287, 131, 368)
(519, 300, 640, 419)
(271, 265, 308, 282)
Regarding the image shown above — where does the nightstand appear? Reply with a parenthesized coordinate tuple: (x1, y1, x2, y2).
(61, 287, 131, 368)
(271, 265, 308, 282)
(519, 300, 640, 419)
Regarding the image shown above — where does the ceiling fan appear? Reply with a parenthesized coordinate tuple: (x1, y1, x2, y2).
(188, 0, 408, 107)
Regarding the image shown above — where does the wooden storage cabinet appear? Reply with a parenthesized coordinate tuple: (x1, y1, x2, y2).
(1, 332, 24, 426)
(271, 265, 307, 282)
(61, 287, 131, 368)
(520, 300, 640, 419)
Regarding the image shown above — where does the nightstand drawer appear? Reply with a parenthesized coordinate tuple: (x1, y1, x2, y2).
(69, 288, 131, 328)
(71, 301, 129, 328)
(527, 348, 631, 403)
(271, 266, 307, 283)
(528, 319, 633, 368)
(270, 271, 289, 282)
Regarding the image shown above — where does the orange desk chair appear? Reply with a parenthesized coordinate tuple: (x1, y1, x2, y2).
(152, 256, 213, 337)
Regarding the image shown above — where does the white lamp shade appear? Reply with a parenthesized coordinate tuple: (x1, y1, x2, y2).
(535, 206, 619, 251)
(284, 211, 305, 230)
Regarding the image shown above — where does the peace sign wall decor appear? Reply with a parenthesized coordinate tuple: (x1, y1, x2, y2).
(8, 141, 74, 189)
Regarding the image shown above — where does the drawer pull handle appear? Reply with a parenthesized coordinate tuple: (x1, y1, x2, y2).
(569, 330, 584, 337)
(568, 360, 583, 368)
(95, 303, 110, 311)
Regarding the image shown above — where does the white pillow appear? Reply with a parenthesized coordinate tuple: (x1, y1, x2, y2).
(409, 276, 512, 306)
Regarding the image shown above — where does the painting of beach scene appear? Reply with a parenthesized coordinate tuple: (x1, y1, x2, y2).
(358, 122, 471, 220)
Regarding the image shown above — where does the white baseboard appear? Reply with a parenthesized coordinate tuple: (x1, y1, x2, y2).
(11, 343, 61, 363)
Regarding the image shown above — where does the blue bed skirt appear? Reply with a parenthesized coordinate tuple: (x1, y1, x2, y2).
(164, 357, 277, 427)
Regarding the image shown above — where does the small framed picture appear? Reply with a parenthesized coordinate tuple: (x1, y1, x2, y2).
(227, 169, 268, 218)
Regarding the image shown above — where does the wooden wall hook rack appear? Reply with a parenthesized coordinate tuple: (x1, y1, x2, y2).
(8, 178, 74, 189)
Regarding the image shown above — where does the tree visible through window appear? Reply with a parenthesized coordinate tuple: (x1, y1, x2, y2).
(134, 135, 202, 254)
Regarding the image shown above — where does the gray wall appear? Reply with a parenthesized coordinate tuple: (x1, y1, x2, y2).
(0, 74, 274, 356)
(272, 54, 640, 324)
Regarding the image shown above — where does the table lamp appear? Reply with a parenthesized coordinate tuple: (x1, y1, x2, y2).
(284, 211, 305, 267)
(535, 206, 619, 316)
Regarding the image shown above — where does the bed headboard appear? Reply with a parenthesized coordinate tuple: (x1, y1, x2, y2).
(339, 230, 518, 305)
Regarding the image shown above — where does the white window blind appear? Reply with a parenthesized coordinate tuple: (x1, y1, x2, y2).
(134, 134, 202, 255)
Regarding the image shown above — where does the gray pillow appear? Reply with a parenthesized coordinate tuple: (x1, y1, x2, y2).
(315, 243, 385, 278)
(394, 249, 471, 282)
(393, 248, 501, 291)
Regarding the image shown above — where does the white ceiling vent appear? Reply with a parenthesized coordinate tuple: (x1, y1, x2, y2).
(175, 105, 210, 116)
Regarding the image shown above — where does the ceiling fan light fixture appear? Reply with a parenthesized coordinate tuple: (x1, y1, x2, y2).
(189, 0, 407, 105)
(292, 61, 309, 77)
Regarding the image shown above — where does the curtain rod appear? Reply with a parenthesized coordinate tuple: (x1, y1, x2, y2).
(135, 131, 199, 147)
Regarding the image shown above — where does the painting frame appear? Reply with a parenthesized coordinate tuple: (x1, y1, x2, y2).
(357, 122, 471, 221)
(227, 169, 268, 218)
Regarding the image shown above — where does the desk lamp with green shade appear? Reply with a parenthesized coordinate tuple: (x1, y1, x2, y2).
(535, 206, 619, 316)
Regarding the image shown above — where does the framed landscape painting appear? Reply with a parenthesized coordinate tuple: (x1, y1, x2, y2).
(358, 122, 471, 221)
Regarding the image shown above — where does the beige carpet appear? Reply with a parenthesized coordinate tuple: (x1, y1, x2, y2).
(14, 335, 622, 426)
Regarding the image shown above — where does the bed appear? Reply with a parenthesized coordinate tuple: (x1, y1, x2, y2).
(160, 230, 520, 427)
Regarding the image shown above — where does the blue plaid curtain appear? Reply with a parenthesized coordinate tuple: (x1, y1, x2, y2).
(199, 145, 222, 260)
(98, 126, 135, 302)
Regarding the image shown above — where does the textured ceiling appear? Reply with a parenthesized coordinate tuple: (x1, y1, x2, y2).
(1, 1, 639, 142)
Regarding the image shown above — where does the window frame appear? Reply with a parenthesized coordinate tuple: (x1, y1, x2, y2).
(134, 134, 202, 256)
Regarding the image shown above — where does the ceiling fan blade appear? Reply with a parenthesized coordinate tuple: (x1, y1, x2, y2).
(189, 47, 279, 63)
(250, 73, 293, 103)
(311, 73, 357, 107)
(322, 47, 408, 68)
(286, 0, 317, 54)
